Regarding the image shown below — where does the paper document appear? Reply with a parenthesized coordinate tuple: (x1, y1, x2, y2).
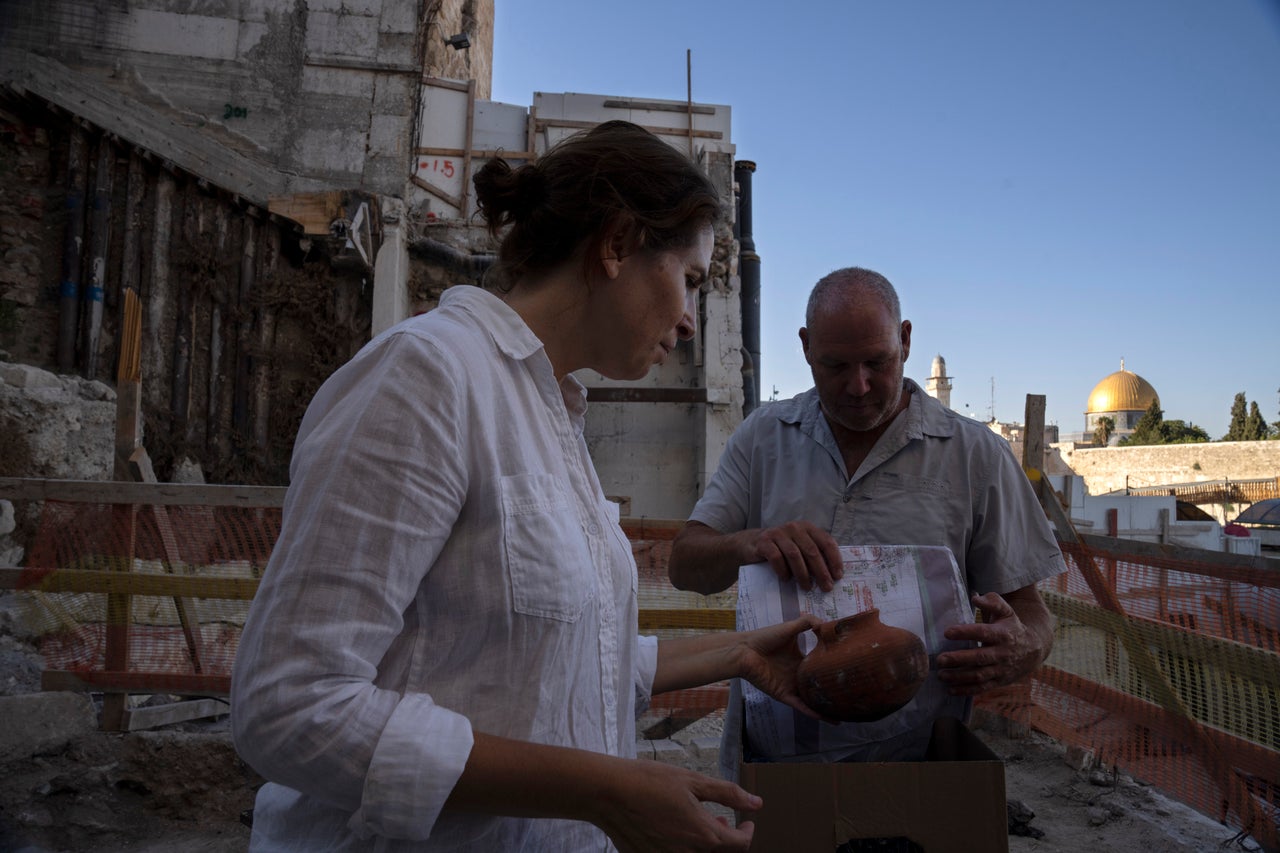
(736, 544, 975, 762)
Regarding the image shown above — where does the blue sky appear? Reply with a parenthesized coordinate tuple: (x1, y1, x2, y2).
(491, 1, 1280, 439)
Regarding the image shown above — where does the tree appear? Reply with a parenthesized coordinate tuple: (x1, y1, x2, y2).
(1092, 416, 1115, 447)
(1273, 386, 1280, 439)
(1223, 391, 1249, 441)
(1119, 401, 1209, 446)
(1161, 420, 1210, 444)
(1121, 400, 1164, 446)
(1244, 401, 1270, 441)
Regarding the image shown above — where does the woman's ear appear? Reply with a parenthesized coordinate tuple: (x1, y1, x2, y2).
(598, 215, 637, 280)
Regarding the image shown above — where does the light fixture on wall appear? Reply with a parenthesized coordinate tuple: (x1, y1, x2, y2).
(444, 33, 471, 50)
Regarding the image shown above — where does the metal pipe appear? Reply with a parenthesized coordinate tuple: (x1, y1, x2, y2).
(57, 127, 88, 372)
(83, 136, 114, 378)
(170, 189, 195, 435)
(408, 235, 495, 280)
(233, 215, 257, 438)
(735, 160, 761, 414)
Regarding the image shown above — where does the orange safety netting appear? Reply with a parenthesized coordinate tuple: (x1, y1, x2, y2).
(980, 540, 1280, 848)
(10, 500, 1280, 846)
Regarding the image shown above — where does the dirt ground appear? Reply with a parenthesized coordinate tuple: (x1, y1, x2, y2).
(0, 625, 1265, 852)
(657, 711, 1260, 853)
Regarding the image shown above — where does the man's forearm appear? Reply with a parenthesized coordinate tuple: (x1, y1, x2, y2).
(668, 522, 754, 594)
(1004, 585, 1056, 670)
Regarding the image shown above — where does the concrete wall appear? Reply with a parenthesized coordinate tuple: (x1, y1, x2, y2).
(1048, 475, 1261, 556)
(0, 0, 495, 200)
(400, 90, 745, 519)
(1047, 440, 1280, 496)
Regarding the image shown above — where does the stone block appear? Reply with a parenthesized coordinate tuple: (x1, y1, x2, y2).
(0, 362, 59, 389)
(306, 10, 380, 61)
(367, 114, 407, 158)
(0, 693, 97, 763)
(690, 736, 722, 759)
(648, 738, 688, 765)
(379, 1, 417, 35)
(1064, 743, 1096, 772)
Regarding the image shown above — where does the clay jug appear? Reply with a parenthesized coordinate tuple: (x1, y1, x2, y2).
(796, 608, 929, 723)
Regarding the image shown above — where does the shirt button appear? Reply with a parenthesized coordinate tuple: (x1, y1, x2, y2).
(588, 523, 601, 536)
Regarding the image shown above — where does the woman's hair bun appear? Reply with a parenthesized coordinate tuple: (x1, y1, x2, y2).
(511, 166, 547, 219)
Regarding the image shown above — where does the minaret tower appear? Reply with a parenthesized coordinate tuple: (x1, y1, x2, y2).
(926, 354, 953, 409)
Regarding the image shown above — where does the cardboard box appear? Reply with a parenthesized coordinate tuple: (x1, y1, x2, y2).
(737, 717, 1008, 852)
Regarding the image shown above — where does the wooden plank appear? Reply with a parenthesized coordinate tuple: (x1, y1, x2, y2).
(535, 117, 724, 140)
(0, 477, 287, 507)
(460, 79, 475, 217)
(128, 447, 205, 674)
(620, 518, 686, 539)
(415, 146, 535, 160)
(1036, 665, 1280, 803)
(602, 99, 716, 115)
(1022, 394, 1045, 471)
(0, 567, 259, 599)
(638, 608, 735, 631)
(266, 191, 347, 235)
(42, 669, 230, 696)
(410, 174, 463, 211)
(1075, 532, 1280, 586)
(421, 75, 472, 92)
(586, 387, 708, 404)
(1042, 589, 1280, 690)
(125, 698, 230, 731)
(1033, 470, 1274, 843)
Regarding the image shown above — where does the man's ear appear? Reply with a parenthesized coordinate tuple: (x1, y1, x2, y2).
(900, 319, 912, 363)
(799, 327, 811, 362)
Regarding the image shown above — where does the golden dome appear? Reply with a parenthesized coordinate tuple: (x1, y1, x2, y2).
(1086, 367, 1159, 415)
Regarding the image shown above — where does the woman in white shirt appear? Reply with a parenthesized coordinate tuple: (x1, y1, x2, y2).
(231, 120, 820, 852)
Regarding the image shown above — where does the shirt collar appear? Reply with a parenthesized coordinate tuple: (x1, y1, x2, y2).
(439, 285, 589, 425)
(773, 377, 956, 441)
(440, 285, 544, 360)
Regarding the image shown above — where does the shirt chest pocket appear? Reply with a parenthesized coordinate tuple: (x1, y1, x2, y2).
(501, 473, 595, 623)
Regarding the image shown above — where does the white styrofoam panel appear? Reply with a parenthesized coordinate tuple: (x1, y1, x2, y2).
(418, 85, 470, 149)
(532, 91, 733, 155)
(473, 100, 529, 153)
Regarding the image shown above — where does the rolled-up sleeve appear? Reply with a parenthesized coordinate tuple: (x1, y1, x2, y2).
(232, 331, 471, 838)
(350, 694, 475, 839)
(632, 634, 659, 717)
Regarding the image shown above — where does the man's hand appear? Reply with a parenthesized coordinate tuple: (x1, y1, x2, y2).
(750, 522, 844, 592)
(669, 520, 843, 594)
(935, 588, 1054, 696)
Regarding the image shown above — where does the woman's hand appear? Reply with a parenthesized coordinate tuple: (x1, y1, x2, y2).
(735, 614, 823, 719)
(591, 759, 760, 852)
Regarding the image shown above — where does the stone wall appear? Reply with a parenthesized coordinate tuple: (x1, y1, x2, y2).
(0, 0, 496, 199)
(1047, 440, 1280, 496)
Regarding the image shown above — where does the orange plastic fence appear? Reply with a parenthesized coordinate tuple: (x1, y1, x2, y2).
(10, 500, 1280, 847)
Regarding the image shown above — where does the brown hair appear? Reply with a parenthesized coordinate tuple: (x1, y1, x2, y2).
(473, 120, 723, 285)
